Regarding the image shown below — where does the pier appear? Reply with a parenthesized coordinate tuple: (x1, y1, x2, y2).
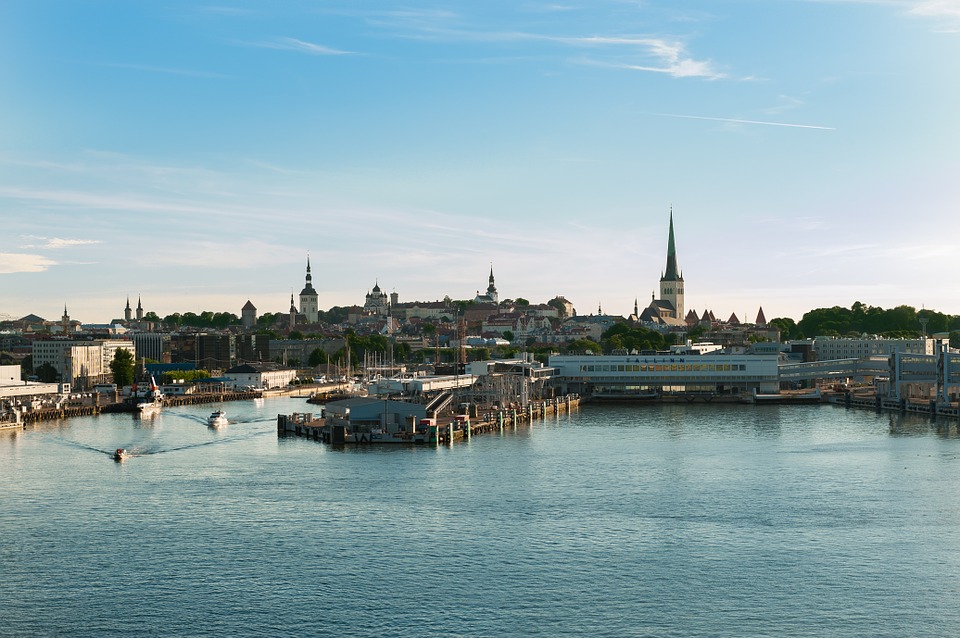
(827, 390, 960, 422)
(10, 389, 265, 424)
(278, 394, 581, 446)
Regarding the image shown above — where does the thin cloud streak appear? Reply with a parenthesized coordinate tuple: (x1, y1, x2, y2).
(649, 112, 835, 130)
(249, 37, 354, 56)
(19, 236, 102, 250)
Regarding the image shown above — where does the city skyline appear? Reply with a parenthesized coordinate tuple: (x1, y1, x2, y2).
(3, 1, 960, 323)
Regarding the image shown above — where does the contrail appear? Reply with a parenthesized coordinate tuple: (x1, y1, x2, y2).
(650, 112, 835, 130)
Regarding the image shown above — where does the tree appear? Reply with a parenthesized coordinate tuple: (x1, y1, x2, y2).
(515, 298, 530, 306)
(393, 342, 412, 361)
(503, 330, 515, 342)
(564, 339, 602, 355)
(288, 330, 304, 340)
(160, 369, 211, 384)
(35, 363, 59, 383)
(143, 311, 161, 323)
(547, 297, 569, 318)
(308, 348, 328, 367)
(768, 317, 798, 340)
(110, 348, 135, 387)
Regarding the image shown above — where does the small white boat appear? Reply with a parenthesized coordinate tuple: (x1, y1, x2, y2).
(207, 410, 228, 427)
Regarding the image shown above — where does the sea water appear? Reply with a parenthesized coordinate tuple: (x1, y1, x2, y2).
(2, 398, 960, 637)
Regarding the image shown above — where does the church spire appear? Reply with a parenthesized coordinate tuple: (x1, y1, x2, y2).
(661, 206, 681, 282)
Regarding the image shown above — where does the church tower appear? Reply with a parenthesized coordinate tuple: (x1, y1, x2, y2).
(475, 265, 499, 304)
(136, 297, 144, 321)
(659, 209, 684, 320)
(124, 297, 132, 322)
(61, 305, 71, 333)
(486, 266, 498, 304)
(299, 255, 319, 323)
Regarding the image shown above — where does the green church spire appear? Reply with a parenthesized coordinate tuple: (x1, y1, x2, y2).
(661, 207, 681, 282)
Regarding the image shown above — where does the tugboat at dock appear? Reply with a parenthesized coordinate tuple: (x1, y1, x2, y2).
(132, 375, 164, 414)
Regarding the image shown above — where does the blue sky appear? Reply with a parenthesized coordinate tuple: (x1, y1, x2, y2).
(2, 1, 959, 325)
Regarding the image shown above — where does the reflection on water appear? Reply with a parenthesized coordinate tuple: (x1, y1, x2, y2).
(2, 398, 960, 637)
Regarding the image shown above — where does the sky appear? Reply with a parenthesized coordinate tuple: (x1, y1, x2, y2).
(2, 0, 960, 325)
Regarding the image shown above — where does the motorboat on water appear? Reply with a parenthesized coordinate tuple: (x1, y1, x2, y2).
(207, 410, 228, 427)
(113, 448, 129, 462)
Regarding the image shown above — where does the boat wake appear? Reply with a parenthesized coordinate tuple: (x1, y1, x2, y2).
(54, 428, 272, 460)
(138, 430, 274, 455)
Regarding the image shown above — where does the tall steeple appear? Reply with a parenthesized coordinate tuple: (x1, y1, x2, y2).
(658, 208, 684, 320)
(299, 254, 319, 323)
(474, 264, 499, 304)
(486, 265, 498, 303)
(661, 207, 681, 282)
(136, 296, 144, 321)
(124, 297, 132, 322)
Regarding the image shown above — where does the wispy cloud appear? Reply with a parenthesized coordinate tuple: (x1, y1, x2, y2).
(0, 253, 57, 274)
(250, 37, 353, 56)
(910, 0, 960, 18)
(649, 112, 835, 130)
(909, 0, 960, 28)
(805, 0, 960, 29)
(19, 236, 102, 250)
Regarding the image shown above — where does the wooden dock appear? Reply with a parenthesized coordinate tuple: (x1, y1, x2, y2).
(278, 395, 581, 446)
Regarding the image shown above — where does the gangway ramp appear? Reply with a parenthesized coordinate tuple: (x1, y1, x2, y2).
(778, 356, 890, 383)
(426, 391, 453, 417)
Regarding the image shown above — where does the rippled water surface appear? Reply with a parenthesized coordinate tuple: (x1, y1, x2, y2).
(3, 398, 960, 637)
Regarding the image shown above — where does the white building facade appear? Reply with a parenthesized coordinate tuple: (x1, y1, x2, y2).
(32, 339, 136, 390)
(224, 363, 297, 390)
(813, 337, 934, 361)
(549, 353, 780, 396)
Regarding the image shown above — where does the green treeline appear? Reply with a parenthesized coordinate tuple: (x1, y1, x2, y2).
(772, 302, 960, 341)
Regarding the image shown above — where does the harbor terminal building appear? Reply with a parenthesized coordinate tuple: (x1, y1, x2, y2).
(548, 353, 780, 398)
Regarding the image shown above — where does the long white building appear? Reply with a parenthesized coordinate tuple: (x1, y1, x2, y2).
(812, 337, 934, 361)
(549, 353, 780, 396)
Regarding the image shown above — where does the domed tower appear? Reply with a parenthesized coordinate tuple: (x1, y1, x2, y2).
(299, 255, 319, 323)
(659, 209, 684, 320)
